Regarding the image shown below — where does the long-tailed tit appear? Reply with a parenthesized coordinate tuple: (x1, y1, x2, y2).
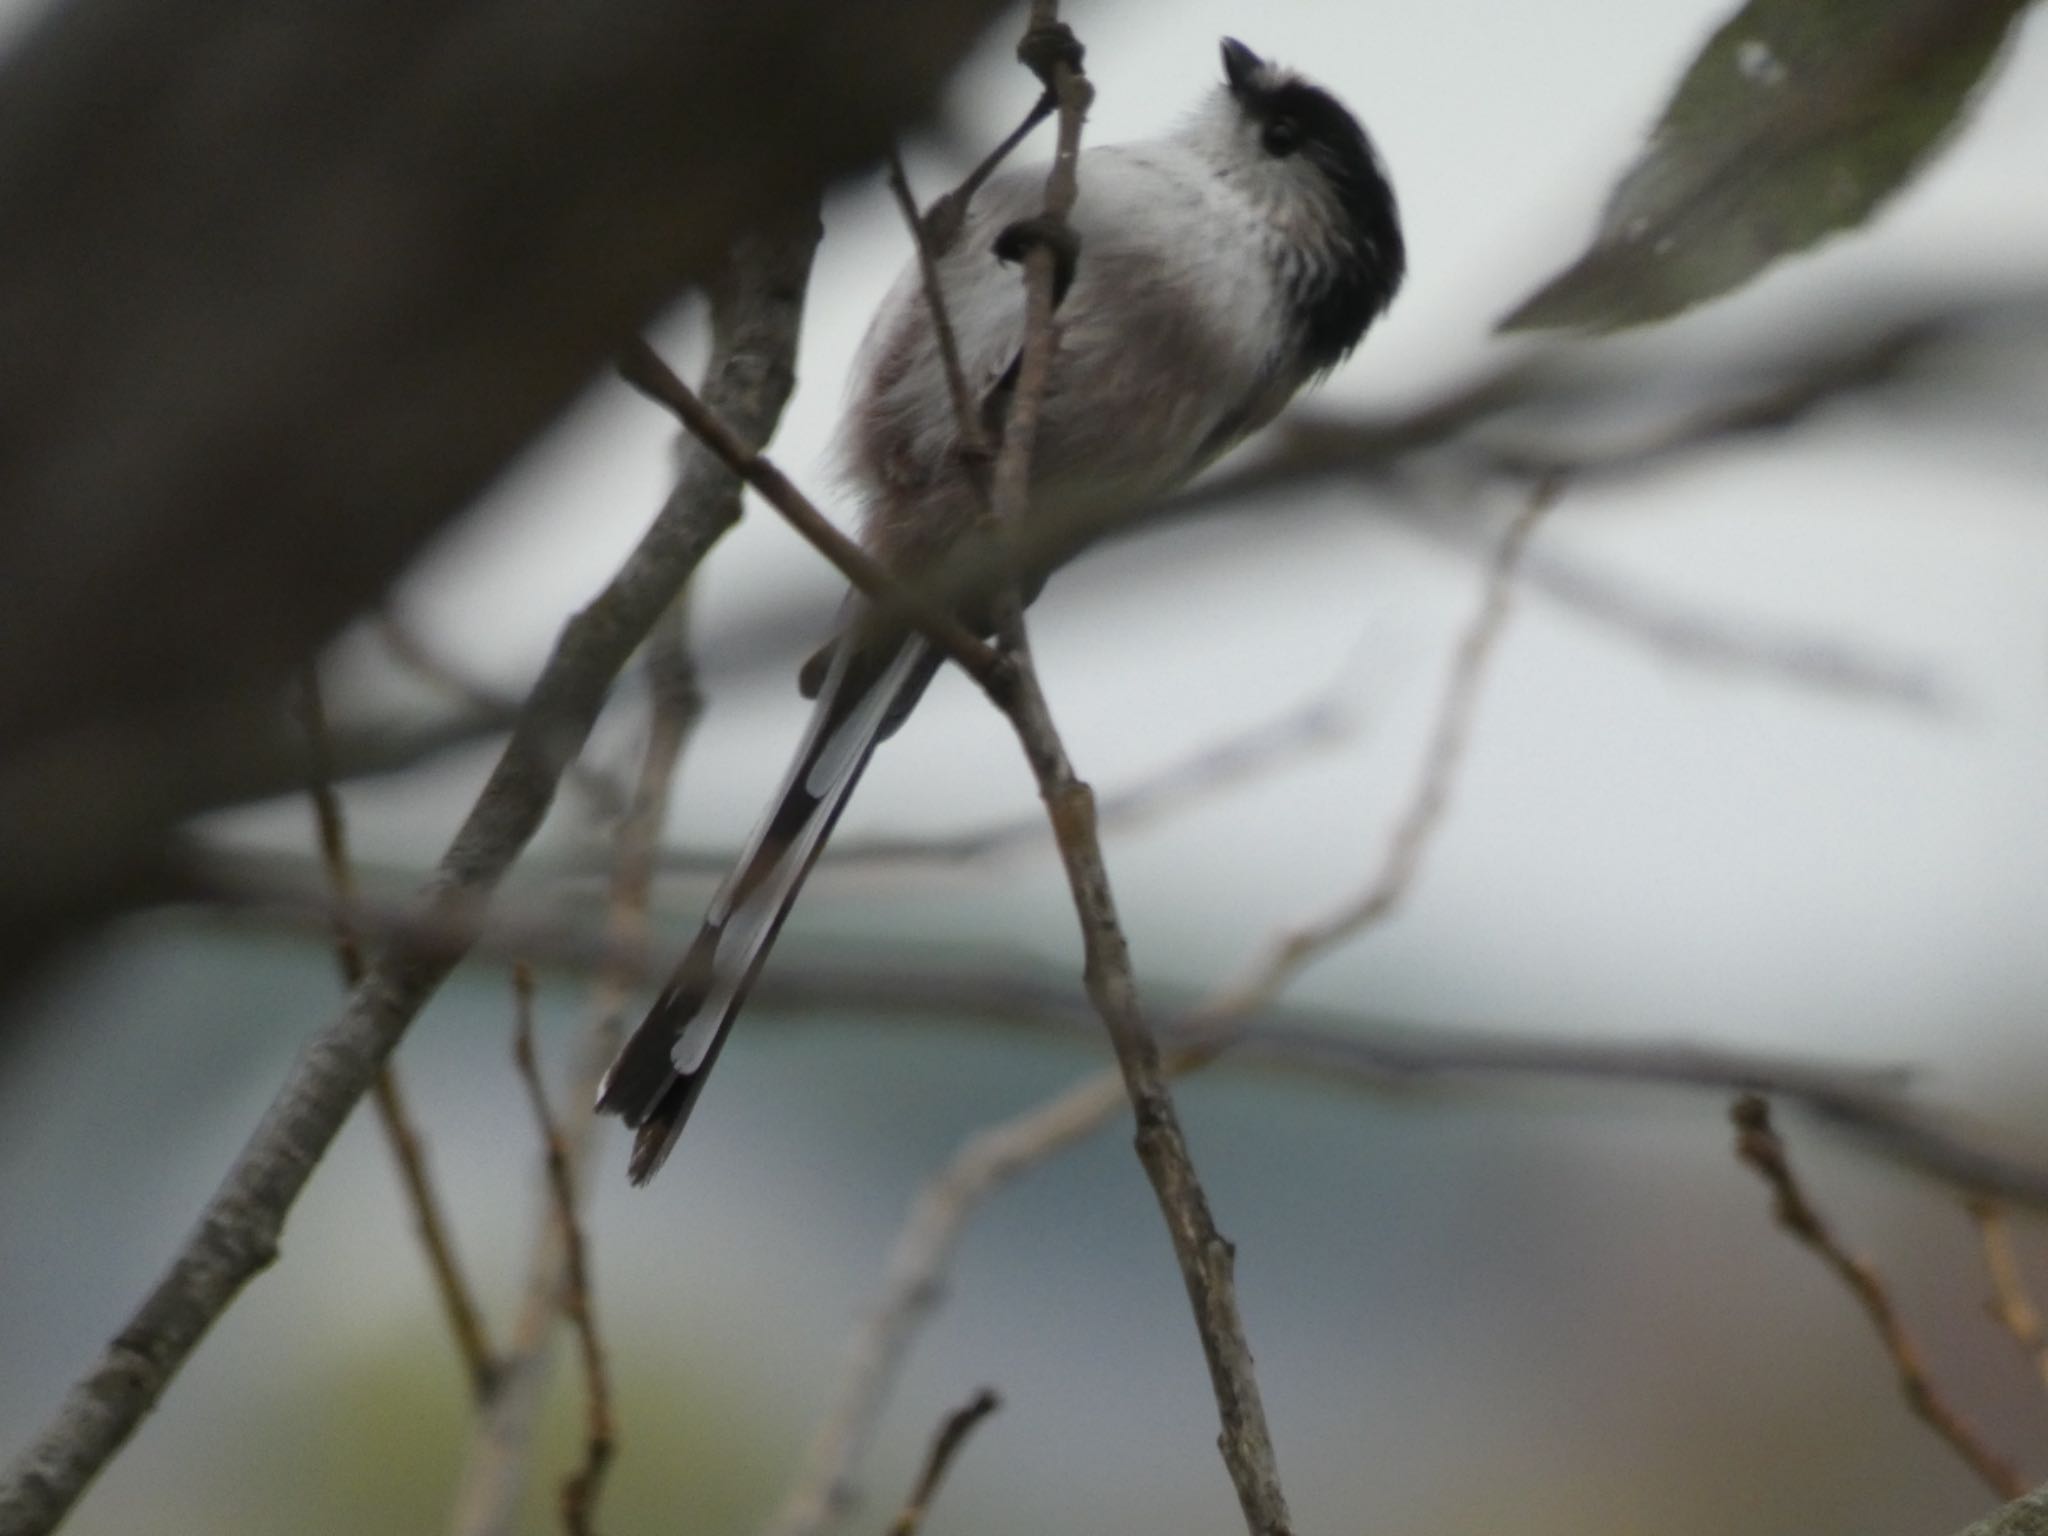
(599, 38, 1404, 1181)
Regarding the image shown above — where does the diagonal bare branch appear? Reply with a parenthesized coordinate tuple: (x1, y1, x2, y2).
(297, 668, 499, 1402)
(449, 593, 706, 1536)
(767, 479, 1550, 1536)
(1733, 1096, 2024, 1499)
(511, 967, 615, 1536)
(885, 1389, 1002, 1536)
(0, 217, 820, 1536)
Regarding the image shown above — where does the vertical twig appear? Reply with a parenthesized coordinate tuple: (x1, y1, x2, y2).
(512, 966, 616, 1536)
(1971, 1200, 2048, 1395)
(297, 668, 498, 1401)
(885, 1389, 1002, 1536)
(764, 485, 1551, 1536)
(968, 14, 1297, 1534)
(447, 599, 705, 1536)
(884, 150, 990, 471)
(1732, 1097, 2024, 1498)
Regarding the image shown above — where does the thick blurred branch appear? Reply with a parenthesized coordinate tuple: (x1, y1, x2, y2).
(0, 0, 1010, 991)
(169, 849, 2048, 1220)
(0, 222, 819, 1536)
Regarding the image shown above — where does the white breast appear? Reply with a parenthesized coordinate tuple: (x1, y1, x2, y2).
(843, 136, 1303, 570)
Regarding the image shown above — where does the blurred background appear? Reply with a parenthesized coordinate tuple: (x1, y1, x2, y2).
(4, 0, 2048, 1533)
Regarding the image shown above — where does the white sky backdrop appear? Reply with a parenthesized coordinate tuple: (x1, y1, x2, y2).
(376, 0, 2048, 1069)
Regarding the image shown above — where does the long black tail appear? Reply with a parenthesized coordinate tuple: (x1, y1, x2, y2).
(597, 629, 938, 1182)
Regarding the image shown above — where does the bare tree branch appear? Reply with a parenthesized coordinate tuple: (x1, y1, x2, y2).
(511, 967, 615, 1536)
(885, 148, 993, 471)
(171, 831, 2048, 1229)
(885, 1389, 1002, 1536)
(617, 340, 1007, 689)
(449, 595, 706, 1536)
(0, 220, 820, 1536)
(1210, 485, 1557, 1007)
(1391, 500, 1953, 713)
(767, 481, 1549, 1536)
(1732, 1096, 2024, 1499)
(298, 670, 498, 1402)
(376, 615, 632, 820)
(960, 14, 1299, 1529)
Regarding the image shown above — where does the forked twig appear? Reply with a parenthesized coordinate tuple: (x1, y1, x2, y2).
(1732, 1096, 2023, 1499)
(764, 482, 1551, 1536)
(449, 598, 707, 1536)
(297, 668, 497, 1401)
(616, 338, 1004, 690)
(920, 92, 1056, 255)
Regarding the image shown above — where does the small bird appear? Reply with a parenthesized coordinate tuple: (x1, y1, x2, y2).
(598, 37, 1404, 1182)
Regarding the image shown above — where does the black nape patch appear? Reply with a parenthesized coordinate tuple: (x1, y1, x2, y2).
(1248, 78, 1406, 370)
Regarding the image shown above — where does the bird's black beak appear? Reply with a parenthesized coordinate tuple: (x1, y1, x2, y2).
(1220, 37, 1262, 97)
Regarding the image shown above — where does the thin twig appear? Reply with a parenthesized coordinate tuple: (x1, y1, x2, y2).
(1205, 482, 1560, 1019)
(885, 148, 989, 469)
(445, 445, 708, 1536)
(1971, 1201, 2048, 1395)
(943, 12, 1301, 1533)
(512, 966, 616, 1536)
(0, 220, 821, 1536)
(765, 481, 1550, 1536)
(297, 668, 498, 1401)
(921, 92, 1056, 255)
(885, 1389, 1002, 1536)
(1732, 1096, 2024, 1499)
(617, 337, 1005, 689)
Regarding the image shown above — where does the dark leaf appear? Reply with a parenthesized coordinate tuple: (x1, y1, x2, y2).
(1501, 0, 2029, 332)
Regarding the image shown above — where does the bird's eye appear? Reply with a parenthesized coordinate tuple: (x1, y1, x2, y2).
(1262, 117, 1302, 156)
